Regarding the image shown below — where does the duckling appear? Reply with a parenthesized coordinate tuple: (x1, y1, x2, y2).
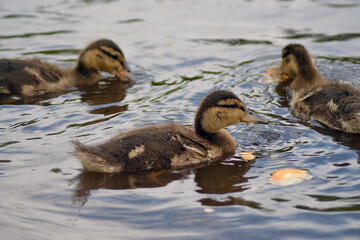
(0, 39, 134, 96)
(74, 90, 268, 173)
(280, 43, 360, 133)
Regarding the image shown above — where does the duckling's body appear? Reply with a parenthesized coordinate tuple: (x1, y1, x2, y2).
(74, 90, 268, 173)
(281, 44, 360, 133)
(0, 39, 133, 96)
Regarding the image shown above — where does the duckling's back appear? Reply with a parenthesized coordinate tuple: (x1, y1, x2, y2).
(292, 82, 360, 133)
(0, 59, 66, 95)
(74, 123, 221, 173)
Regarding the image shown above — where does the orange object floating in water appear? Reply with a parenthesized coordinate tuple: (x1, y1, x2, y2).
(240, 152, 256, 161)
(259, 65, 281, 83)
(270, 169, 312, 186)
(266, 67, 280, 77)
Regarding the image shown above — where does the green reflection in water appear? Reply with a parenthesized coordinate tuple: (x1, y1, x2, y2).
(296, 204, 360, 212)
(22, 49, 80, 56)
(0, 30, 75, 39)
(318, 56, 360, 65)
(2, 14, 36, 19)
(0, 141, 20, 148)
(117, 18, 144, 24)
(191, 38, 272, 46)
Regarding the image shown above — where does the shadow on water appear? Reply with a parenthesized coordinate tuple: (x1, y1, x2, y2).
(71, 158, 257, 206)
(194, 159, 253, 194)
(194, 159, 271, 211)
(199, 196, 272, 212)
(77, 77, 133, 106)
(71, 168, 191, 206)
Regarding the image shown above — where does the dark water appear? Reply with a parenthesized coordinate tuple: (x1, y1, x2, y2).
(1, 0, 360, 239)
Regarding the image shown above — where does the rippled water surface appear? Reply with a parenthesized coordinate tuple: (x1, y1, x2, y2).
(1, 0, 360, 239)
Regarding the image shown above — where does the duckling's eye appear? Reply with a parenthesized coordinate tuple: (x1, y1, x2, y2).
(229, 103, 238, 108)
(223, 103, 238, 108)
(239, 106, 245, 111)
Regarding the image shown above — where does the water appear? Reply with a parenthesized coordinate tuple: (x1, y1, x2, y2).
(1, 0, 360, 239)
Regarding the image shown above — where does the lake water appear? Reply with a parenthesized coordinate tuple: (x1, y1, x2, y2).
(1, 0, 360, 239)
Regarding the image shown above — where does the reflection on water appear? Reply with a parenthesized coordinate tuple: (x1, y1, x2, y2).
(77, 77, 133, 106)
(72, 159, 253, 194)
(199, 196, 271, 212)
(281, 28, 360, 42)
(0, 76, 132, 107)
(194, 160, 252, 194)
(72, 169, 189, 206)
(191, 38, 273, 46)
(72, 158, 259, 208)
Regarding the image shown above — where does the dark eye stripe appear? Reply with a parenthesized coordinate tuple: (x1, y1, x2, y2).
(99, 48, 119, 60)
(217, 103, 239, 109)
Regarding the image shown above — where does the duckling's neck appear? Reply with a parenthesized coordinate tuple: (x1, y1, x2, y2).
(291, 61, 327, 92)
(195, 121, 237, 154)
(73, 62, 102, 85)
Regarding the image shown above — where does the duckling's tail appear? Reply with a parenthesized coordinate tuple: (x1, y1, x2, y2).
(343, 112, 360, 134)
(73, 140, 122, 173)
(354, 112, 360, 134)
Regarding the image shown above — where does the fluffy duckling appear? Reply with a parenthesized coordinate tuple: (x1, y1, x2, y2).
(74, 90, 268, 173)
(0, 39, 134, 96)
(281, 43, 360, 133)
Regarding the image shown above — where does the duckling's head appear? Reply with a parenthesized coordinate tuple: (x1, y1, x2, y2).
(280, 43, 315, 81)
(195, 90, 268, 137)
(77, 39, 134, 81)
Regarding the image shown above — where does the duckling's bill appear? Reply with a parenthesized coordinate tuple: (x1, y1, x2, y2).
(280, 73, 290, 81)
(115, 68, 136, 81)
(242, 108, 268, 124)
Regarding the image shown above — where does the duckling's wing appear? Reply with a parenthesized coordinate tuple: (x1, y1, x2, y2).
(299, 83, 360, 132)
(0, 59, 65, 95)
(170, 126, 221, 167)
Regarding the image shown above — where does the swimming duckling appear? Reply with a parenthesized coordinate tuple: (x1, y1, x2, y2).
(281, 43, 360, 133)
(74, 90, 268, 173)
(0, 39, 134, 96)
